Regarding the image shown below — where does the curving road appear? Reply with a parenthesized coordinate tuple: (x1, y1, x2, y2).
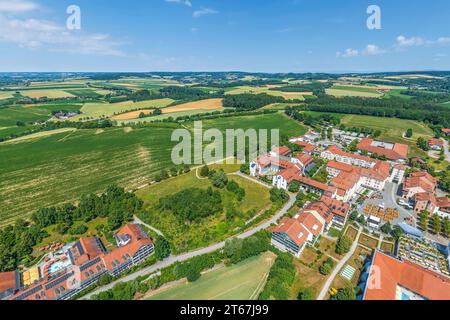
(317, 226, 362, 301)
(81, 193, 296, 300)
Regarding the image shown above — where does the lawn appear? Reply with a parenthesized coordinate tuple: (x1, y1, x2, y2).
(136, 165, 272, 253)
(340, 114, 435, 157)
(344, 225, 359, 241)
(146, 252, 276, 300)
(358, 233, 379, 249)
(290, 249, 332, 300)
(380, 241, 395, 254)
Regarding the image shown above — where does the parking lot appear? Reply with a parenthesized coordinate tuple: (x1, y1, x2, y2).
(357, 182, 416, 227)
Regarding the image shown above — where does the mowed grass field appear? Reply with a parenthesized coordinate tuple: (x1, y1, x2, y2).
(340, 114, 434, 157)
(146, 252, 276, 300)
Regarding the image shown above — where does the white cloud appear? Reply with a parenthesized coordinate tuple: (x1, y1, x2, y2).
(437, 37, 450, 44)
(165, 0, 192, 7)
(363, 44, 386, 56)
(396, 35, 426, 47)
(0, 0, 37, 12)
(0, 15, 125, 56)
(193, 7, 218, 18)
(336, 48, 359, 58)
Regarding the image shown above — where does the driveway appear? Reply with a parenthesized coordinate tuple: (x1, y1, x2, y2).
(317, 227, 363, 300)
(81, 193, 296, 300)
(443, 138, 450, 162)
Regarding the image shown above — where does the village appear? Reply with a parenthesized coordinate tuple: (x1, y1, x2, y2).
(249, 127, 450, 299)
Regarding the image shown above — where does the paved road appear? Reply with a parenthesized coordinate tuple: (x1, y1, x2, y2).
(443, 138, 450, 162)
(133, 216, 164, 237)
(81, 193, 296, 300)
(317, 227, 362, 301)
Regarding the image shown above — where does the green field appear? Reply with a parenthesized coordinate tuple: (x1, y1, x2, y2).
(69, 98, 174, 121)
(326, 85, 383, 98)
(225, 85, 306, 100)
(0, 112, 305, 226)
(0, 104, 82, 127)
(136, 165, 272, 253)
(195, 112, 307, 137)
(146, 252, 276, 300)
(340, 114, 434, 157)
(118, 109, 217, 124)
(0, 126, 178, 226)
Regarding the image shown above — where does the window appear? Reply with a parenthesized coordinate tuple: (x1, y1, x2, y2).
(55, 288, 60, 296)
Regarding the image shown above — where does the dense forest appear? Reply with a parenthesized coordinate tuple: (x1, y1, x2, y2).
(302, 96, 450, 128)
(223, 93, 285, 110)
(159, 187, 223, 222)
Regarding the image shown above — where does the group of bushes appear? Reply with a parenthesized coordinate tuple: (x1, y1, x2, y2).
(259, 252, 296, 300)
(159, 187, 223, 223)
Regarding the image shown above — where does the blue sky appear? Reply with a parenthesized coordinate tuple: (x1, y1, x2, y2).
(0, 0, 449, 72)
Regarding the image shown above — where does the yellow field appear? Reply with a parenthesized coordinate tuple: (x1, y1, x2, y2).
(0, 92, 14, 100)
(21, 90, 76, 99)
(226, 86, 306, 100)
(69, 98, 174, 121)
(162, 98, 223, 113)
(113, 98, 224, 120)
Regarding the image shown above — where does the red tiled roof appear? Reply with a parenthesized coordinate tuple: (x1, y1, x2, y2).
(0, 272, 17, 294)
(404, 172, 437, 193)
(428, 138, 443, 146)
(441, 128, 450, 134)
(296, 212, 324, 237)
(324, 145, 376, 163)
(272, 146, 291, 156)
(295, 153, 314, 167)
(435, 196, 450, 208)
(357, 138, 408, 160)
(394, 164, 407, 170)
(291, 140, 318, 152)
(103, 224, 153, 270)
(297, 176, 329, 191)
(279, 166, 302, 183)
(273, 217, 309, 246)
(364, 251, 450, 300)
(256, 155, 293, 169)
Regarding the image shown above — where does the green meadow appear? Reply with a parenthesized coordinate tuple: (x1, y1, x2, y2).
(146, 252, 276, 300)
(0, 112, 306, 226)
